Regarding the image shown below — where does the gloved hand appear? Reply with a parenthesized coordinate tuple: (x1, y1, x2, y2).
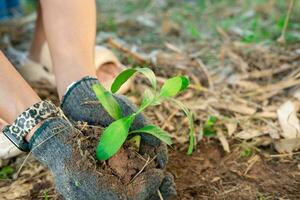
(30, 116, 169, 200)
(61, 77, 176, 199)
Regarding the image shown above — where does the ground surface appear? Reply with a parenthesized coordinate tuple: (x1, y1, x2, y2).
(1, 0, 300, 199)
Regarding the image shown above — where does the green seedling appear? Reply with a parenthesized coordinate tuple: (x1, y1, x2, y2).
(43, 191, 49, 200)
(203, 115, 217, 137)
(0, 165, 14, 179)
(93, 67, 196, 160)
(240, 144, 253, 158)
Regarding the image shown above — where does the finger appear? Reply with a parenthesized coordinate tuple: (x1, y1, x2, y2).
(160, 173, 177, 200)
(127, 169, 164, 200)
(148, 173, 177, 200)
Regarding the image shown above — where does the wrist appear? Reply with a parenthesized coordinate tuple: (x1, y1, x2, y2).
(25, 122, 43, 142)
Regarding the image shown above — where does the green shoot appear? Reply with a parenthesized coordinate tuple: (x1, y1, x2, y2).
(203, 116, 217, 137)
(43, 191, 49, 200)
(169, 99, 195, 155)
(240, 143, 254, 158)
(93, 67, 196, 160)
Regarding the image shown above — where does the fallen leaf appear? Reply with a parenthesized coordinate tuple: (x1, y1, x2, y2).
(235, 130, 266, 140)
(274, 138, 300, 153)
(277, 101, 300, 139)
(294, 89, 300, 100)
(225, 121, 238, 136)
(217, 130, 230, 153)
(211, 102, 256, 115)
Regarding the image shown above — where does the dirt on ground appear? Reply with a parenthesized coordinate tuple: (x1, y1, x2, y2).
(169, 141, 300, 200)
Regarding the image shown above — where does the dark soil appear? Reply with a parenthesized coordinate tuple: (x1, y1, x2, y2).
(71, 122, 156, 185)
(168, 140, 300, 200)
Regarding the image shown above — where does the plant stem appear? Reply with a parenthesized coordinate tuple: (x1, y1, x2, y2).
(277, 0, 295, 44)
(136, 96, 159, 115)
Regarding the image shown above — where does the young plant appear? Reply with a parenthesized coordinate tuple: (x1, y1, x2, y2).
(202, 115, 218, 137)
(92, 67, 196, 160)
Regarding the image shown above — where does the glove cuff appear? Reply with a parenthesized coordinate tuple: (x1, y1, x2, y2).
(61, 76, 98, 108)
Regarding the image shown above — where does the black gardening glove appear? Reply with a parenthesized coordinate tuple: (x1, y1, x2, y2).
(30, 116, 168, 200)
(61, 77, 176, 199)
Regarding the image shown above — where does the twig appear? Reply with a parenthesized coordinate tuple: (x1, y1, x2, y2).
(129, 155, 157, 184)
(157, 189, 164, 200)
(244, 155, 259, 175)
(196, 59, 214, 89)
(129, 156, 151, 183)
(277, 0, 295, 44)
(268, 151, 300, 158)
(107, 38, 149, 66)
(161, 108, 178, 129)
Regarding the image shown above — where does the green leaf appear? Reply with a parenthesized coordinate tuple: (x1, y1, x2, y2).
(92, 84, 122, 120)
(130, 125, 172, 145)
(169, 99, 195, 155)
(111, 68, 136, 93)
(96, 115, 135, 160)
(180, 76, 190, 91)
(0, 166, 14, 179)
(111, 67, 157, 93)
(135, 67, 157, 90)
(160, 76, 190, 98)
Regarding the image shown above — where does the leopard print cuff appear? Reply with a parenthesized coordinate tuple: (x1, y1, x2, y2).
(2, 100, 64, 152)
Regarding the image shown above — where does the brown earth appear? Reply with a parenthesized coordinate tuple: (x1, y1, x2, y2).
(169, 140, 300, 200)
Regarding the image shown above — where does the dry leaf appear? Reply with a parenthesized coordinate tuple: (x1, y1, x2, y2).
(294, 89, 300, 100)
(225, 121, 238, 136)
(274, 138, 300, 153)
(217, 130, 230, 153)
(235, 130, 266, 140)
(211, 102, 256, 115)
(277, 101, 300, 139)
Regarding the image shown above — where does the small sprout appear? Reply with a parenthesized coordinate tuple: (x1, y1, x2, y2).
(240, 147, 253, 158)
(128, 135, 141, 150)
(94, 67, 196, 160)
(203, 116, 217, 137)
(0, 165, 14, 179)
(43, 191, 49, 200)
